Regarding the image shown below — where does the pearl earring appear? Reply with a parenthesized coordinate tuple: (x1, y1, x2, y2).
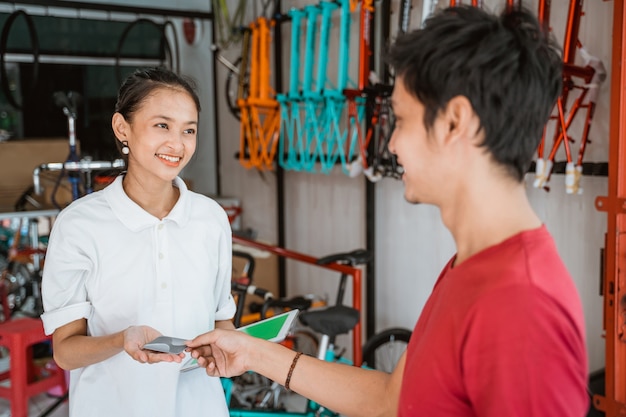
(121, 141, 129, 155)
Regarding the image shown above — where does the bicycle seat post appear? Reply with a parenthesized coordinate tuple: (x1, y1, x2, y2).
(316, 333, 330, 361)
(54, 91, 82, 200)
(65, 107, 77, 157)
(65, 108, 80, 200)
(54, 91, 80, 161)
(27, 218, 41, 273)
(335, 273, 348, 306)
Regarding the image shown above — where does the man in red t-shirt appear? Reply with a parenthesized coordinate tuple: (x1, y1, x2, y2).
(186, 5, 589, 417)
(398, 227, 587, 415)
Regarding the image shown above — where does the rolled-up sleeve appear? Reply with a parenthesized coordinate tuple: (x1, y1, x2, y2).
(214, 214, 236, 322)
(40, 212, 94, 335)
(41, 302, 93, 335)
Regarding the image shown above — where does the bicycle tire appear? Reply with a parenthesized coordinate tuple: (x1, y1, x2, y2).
(0, 10, 40, 110)
(115, 18, 172, 86)
(362, 327, 412, 373)
(224, 56, 249, 121)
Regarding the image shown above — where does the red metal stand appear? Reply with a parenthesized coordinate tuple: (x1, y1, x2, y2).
(593, 1, 626, 415)
(0, 318, 66, 417)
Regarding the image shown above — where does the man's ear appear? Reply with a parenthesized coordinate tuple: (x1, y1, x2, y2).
(111, 112, 128, 140)
(441, 96, 480, 145)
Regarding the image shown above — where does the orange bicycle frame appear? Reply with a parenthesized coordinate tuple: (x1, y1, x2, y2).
(238, 17, 281, 171)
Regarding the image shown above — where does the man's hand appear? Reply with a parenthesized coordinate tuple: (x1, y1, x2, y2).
(186, 328, 252, 377)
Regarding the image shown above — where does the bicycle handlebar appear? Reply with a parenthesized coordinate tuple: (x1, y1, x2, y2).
(316, 248, 370, 267)
(250, 296, 313, 314)
(33, 159, 126, 195)
(231, 282, 274, 300)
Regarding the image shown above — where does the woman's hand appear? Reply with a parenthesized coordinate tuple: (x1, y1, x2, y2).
(124, 325, 185, 364)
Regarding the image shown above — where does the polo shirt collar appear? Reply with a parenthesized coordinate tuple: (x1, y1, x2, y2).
(104, 175, 190, 231)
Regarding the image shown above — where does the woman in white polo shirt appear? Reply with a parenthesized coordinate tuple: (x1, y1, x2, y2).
(41, 67, 236, 417)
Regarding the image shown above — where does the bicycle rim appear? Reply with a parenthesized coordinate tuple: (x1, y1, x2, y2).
(362, 327, 412, 373)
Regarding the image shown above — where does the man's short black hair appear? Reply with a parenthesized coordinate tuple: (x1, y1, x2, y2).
(388, 6, 562, 181)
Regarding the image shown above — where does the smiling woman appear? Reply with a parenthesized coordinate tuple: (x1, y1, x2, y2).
(111, 74, 200, 218)
(39, 67, 237, 417)
(112, 88, 198, 218)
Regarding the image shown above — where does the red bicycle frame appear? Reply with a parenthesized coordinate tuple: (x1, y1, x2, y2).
(534, 0, 605, 194)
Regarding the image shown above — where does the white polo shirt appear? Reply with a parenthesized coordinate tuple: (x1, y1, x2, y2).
(41, 175, 236, 417)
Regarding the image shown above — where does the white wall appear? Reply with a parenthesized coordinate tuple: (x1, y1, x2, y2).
(177, 17, 220, 195)
(190, 0, 612, 371)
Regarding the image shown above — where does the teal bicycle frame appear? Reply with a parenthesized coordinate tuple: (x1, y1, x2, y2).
(278, 0, 364, 175)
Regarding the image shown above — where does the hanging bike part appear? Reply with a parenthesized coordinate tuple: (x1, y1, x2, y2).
(533, 0, 606, 194)
(225, 29, 251, 121)
(237, 17, 281, 171)
(344, 0, 375, 179)
(212, 0, 247, 50)
(279, 0, 363, 175)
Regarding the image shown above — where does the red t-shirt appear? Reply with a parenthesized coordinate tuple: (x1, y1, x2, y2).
(398, 226, 588, 416)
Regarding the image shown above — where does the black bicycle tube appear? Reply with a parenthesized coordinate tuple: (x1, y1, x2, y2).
(162, 20, 180, 74)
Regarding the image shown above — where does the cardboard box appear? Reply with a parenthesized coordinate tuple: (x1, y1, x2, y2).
(232, 242, 279, 314)
(0, 139, 75, 211)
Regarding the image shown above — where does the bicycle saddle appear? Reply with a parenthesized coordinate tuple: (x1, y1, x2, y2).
(316, 249, 370, 267)
(53, 91, 81, 118)
(299, 305, 359, 338)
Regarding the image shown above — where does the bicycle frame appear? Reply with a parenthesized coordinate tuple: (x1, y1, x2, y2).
(277, 8, 306, 172)
(343, 0, 375, 177)
(365, 86, 401, 180)
(212, 0, 247, 49)
(238, 17, 281, 171)
(533, 0, 606, 194)
(32, 91, 125, 207)
(278, 0, 363, 175)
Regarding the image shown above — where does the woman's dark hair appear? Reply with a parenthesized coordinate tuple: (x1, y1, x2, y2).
(113, 67, 201, 157)
(388, 6, 563, 181)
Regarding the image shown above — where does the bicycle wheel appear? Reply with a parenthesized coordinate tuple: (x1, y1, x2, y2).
(0, 261, 38, 321)
(225, 56, 249, 121)
(362, 327, 412, 372)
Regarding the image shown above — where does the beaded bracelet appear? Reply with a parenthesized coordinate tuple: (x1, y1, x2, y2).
(285, 351, 303, 391)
